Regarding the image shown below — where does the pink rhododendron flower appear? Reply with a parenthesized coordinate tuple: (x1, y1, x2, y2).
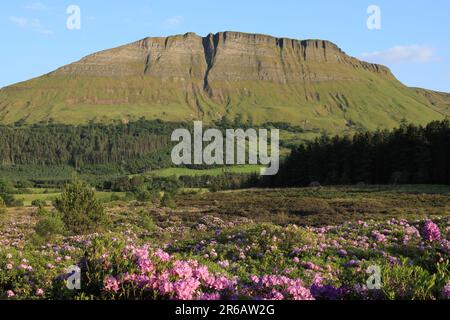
(104, 276, 120, 293)
(421, 220, 441, 242)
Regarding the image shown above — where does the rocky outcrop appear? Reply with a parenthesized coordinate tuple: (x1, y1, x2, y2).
(52, 31, 392, 83)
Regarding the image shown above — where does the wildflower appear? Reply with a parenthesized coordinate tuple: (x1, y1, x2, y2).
(172, 261, 194, 279)
(6, 290, 15, 298)
(6, 263, 13, 270)
(218, 260, 230, 268)
(311, 276, 342, 300)
(154, 249, 171, 262)
(421, 220, 441, 242)
(371, 230, 387, 243)
(345, 260, 360, 268)
(268, 289, 284, 300)
(302, 262, 320, 271)
(405, 226, 420, 237)
(104, 276, 120, 293)
(443, 283, 450, 300)
(36, 288, 44, 296)
(338, 249, 347, 256)
(173, 278, 201, 300)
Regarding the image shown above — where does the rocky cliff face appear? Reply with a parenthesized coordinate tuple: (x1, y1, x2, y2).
(0, 31, 448, 132)
(52, 31, 392, 82)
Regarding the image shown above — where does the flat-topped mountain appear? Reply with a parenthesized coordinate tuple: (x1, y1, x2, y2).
(0, 31, 448, 132)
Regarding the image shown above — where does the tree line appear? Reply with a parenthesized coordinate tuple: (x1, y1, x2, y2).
(0, 119, 181, 168)
(262, 120, 450, 187)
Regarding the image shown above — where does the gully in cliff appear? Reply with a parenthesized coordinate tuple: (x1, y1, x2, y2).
(171, 121, 279, 176)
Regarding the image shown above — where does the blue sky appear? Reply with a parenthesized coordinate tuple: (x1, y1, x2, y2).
(1, 0, 449, 92)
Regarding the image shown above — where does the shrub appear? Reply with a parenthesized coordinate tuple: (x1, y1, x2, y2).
(135, 189, 152, 202)
(0, 190, 14, 207)
(141, 215, 158, 232)
(135, 188, 159, 203)
(0, 197, 6, 214)
(380, 260, 439, 300)
(54, 181, 110, 235)
(32, 199, 47, 207)
(10, 199, 24, 207)
(160, 193, 176, 208)
(34, 213, 65, 239)
(110, 193, 122, 202)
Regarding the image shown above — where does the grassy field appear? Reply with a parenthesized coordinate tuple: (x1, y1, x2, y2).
(175, 185, 450, 226)
(148, 165, 262, 177)
(14, 191, 126, 206)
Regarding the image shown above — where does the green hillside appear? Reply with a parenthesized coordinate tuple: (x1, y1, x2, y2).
(0, 31, 448, 134)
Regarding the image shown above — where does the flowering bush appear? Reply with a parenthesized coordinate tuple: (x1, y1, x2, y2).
(421, 220, 442, 242)
(1, 213, 449, 300)
(66, 239, 238, 300)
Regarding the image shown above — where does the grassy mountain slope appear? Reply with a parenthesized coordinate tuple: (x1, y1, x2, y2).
(0, 31, 448, 134)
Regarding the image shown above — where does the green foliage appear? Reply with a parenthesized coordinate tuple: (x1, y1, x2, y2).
(161, 193, 176, 208)
(380, 260, 441, 300)
(34, 210, 65, 240)
(31, 199, 47, 207)
(54, 181, 109, 234)
(0, 120, 177, 168)
(141, 215, 158, 232)
(10, 199, 24, 207)
(134, 187, 159, 203)
(0, 197, 6, 214)
(0, 180, 14, 206)
(265, 120, 450, 187)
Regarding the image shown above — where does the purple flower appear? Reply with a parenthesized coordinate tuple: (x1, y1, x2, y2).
(154, 249, 171, 262)
(443, 283, 450, 300)
(218, 260, 230, 268)
(371, 230, 387, 243)
(421, 220, 441, 242)
(302, 262, 320, 271)
(104, 276, 120, 293)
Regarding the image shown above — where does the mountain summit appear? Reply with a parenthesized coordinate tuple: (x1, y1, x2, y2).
(0, 31, 448, 132)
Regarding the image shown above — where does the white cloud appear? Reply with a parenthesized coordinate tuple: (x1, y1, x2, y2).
(23, 2, 47, 10)
(361, 45, 437, 64)
(8, 16, 53, 35)
(163, 16, 183, 28)
(30, 18, 53, 35)
(9, 16, 28, 28)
